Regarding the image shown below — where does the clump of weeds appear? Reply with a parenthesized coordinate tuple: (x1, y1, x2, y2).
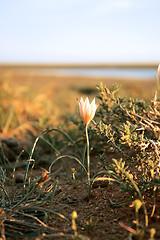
(88, 82, 160, 239)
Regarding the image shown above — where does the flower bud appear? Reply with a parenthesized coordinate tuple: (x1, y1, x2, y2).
(72, 210, 78, 219)
(78, 97, 99, 126)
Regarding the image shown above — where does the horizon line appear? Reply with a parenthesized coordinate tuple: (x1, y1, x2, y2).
(0, 61, 159, 69)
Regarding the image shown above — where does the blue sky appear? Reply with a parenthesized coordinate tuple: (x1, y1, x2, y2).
(0, 0, 160, 63)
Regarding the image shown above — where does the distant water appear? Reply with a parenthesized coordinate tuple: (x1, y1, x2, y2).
(27, 68, 157, 79)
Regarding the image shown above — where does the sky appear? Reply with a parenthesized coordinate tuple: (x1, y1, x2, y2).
(0, 0, 160, 63)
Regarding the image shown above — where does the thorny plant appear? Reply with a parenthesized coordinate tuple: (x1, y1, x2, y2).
(93, 83, 160, 191)
(86, 82, 160, 238)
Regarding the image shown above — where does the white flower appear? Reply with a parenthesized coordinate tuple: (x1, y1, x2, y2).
(78, 97, 99, 126)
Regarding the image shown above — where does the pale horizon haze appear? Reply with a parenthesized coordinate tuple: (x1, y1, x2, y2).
(0, 0, 160, 63)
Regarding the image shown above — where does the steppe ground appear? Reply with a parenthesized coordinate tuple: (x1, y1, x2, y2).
(0, 69, 159, 240)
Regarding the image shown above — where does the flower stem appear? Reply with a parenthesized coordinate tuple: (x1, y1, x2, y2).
(85, 125, 91, 195)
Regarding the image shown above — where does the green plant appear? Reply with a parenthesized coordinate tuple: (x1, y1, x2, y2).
(0, 142, 70, 239)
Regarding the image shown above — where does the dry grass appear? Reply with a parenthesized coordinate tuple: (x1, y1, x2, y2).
(0, 68, 156, 137)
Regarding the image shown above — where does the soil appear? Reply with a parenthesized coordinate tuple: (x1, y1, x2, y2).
(0, 71, 160, 239)
(2, 138, 160, 240)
